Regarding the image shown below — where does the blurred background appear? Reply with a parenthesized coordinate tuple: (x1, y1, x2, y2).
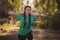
(0, 0, 60, 40)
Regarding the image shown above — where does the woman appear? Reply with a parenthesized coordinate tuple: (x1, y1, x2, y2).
(16, 6, 37, 40)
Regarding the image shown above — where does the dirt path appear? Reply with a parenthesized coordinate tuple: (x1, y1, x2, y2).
(0, 27, 60, 40)
(33, 28, 60, 40)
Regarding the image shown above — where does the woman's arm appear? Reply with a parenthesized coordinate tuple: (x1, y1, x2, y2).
(33, 15, 40, 23)
(33, 20, 40, 24)
(15, 11, 21, 21)
(14, 11, 20, 16)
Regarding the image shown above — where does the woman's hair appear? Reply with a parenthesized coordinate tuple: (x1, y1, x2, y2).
(24, 6, 31, 28)
(24, 6, 31, 10)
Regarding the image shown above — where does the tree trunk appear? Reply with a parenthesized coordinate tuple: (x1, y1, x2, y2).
(56, 0, 60, 10)
(0, 0, 9, 18)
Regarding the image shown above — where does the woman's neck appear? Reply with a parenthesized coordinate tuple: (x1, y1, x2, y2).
(25, 13, 29, 16)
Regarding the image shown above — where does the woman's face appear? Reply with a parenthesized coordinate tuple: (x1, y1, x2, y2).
(25, 7, 31, 15)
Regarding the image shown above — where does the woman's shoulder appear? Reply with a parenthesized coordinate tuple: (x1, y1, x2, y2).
(16, 14, 24, 18)
(18, 14, 24, 16)
(20, 14, 24, 16)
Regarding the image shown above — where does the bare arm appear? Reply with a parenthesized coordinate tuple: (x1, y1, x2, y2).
(14, 11, 20, 16)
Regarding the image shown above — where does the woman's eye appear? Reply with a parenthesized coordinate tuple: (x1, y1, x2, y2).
(26, 9, 31, 11)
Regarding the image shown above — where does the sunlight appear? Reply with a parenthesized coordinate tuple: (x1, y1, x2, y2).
(0, 0, 60, 40)
(23, 0, 34, 9)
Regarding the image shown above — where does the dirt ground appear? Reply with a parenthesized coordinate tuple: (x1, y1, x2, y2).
(0, 27, 60, 40)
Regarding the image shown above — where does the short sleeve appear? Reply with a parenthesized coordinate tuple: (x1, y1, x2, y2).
(33, 16, 37, 21)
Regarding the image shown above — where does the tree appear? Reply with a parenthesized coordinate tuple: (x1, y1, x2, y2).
(0, 0, 23, 18)
(8, 0, 23, 11)
(51, 0, 60, 29)
(0, 0, 9, 18)
(34, 0, 59, 29)
(56, 0, 60, 10)
(0, 0, 23, 24)
(34, 0, 57, 15)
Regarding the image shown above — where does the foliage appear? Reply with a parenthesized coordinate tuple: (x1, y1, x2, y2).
(16, 21, 20, 27)
(34, 0, 57, 15)
(8, 0, 23, 11)
(0, 0, 9, 18)
(33, 0, 60, 29)
(36, 20, 44, 28)
(32, 20, 44, 28)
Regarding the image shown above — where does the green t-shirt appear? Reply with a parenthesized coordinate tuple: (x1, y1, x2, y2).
(16, 14, 36, 35)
